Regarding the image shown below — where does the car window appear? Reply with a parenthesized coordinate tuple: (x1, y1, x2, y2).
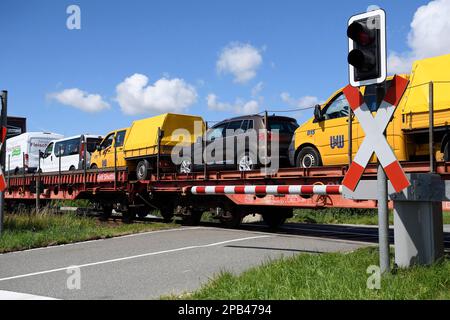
(241, 120, 249, 130)
(100, 133, 114, 150)
(207, 123, 227, 141)
(363, 80, 393, 112)
(115, 130, 126, 147)
(323, 93, 350, 120)
(55, 138, 80, 157)
(43, 142, 53, 158)
(226, 120, 243, 131)
(268, 119, 299, 134)
(248, 120, 254, 130)
(87, 138, 102, 153)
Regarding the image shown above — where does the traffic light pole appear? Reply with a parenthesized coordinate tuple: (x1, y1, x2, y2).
(0, 91, 7, 236)
(377, 82, 390, 274)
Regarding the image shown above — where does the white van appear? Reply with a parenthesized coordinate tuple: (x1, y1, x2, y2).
(6, 132, 64, 174)
(40, 134, 103, 172)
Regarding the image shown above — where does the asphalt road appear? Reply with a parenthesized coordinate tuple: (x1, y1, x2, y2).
(0, 226, 367, 300)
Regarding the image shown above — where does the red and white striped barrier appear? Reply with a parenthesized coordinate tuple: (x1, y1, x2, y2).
(342, 75, 410, 193)
(0, 126, 7, 192)
(191, 185, 343, 196)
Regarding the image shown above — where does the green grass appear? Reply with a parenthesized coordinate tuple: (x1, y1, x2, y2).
(289, 208, 450, 225)
(183, 247, 450, 300)
(0, 212, 178, 253)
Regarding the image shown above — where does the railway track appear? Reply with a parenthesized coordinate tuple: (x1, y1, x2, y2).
(55, 206, 450, 250)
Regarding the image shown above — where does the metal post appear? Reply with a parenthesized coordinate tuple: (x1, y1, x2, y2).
(348, 109, 353, 164)
(58, 145, 62, 189)
(157, 127, 162, 181)
(0, 91, 7, 236)
(203, 121, 208, 180)
(377, 81, 390, 274)
(378, 164, 390, 273)
(22, 152, 25, 196)
(429, 82, 435, 173)
(83, 140, 87, 191)
(36, 152, 41, 214)
(114, 139, 117, 190)
(7, 154, 10, 190)
(264, 110, 269, 174)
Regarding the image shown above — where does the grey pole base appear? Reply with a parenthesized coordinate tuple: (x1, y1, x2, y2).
(393, 201, 444, 268)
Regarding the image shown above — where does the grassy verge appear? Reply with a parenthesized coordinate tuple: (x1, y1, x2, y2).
(289, 208, 450, 225)
(183, 247, 450, 300)
(0, 212, 178, 253)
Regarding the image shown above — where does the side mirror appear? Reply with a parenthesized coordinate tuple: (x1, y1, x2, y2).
(39, 151, 44, 159)
(96, 144, 101, 152)
(313, 104, 323, 122)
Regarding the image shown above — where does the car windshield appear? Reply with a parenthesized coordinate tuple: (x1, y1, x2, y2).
(268, 119, 299, 134)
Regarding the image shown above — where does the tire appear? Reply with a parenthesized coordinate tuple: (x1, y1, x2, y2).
(262, 213, 286, 229)
(69, 166, 76, 171)
(178, 158, 192, 174)
(90, 164, 98, 169)
(181, 210, 203, 226)
(100, 204, 112, 220)
(219, 208, 242, 228)
(122, 208, 136, 223)
(136, 159, 150, 181)
(237, 152, 257, 171)
(160, 207, 174, 222)
(296, 146, 321, 168)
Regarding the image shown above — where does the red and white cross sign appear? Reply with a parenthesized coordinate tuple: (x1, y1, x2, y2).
(342, 75, 410, 193)
(0, 126, 7, 192)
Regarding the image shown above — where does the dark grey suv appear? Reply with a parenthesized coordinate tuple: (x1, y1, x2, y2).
(177, 114, 298, 173)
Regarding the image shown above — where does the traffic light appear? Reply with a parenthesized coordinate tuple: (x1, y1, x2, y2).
(347, 9, 386, 87)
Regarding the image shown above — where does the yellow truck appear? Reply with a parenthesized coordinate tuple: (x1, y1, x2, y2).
(90, 113, 204, 180)
(291, 54, 450, 168)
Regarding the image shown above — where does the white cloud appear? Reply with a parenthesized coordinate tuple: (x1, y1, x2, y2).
(280, 92, 320, 109)
(388, 0, 450, 74)
(116, 73, 198, 115)
(251, 82, 264, 97)
(206, 94, 259, 115)
(217, 42, 263, 84)
(48, 88, 110, 113)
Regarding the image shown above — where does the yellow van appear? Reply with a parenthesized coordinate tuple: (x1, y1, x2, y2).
(90, 113, 204, 179)
(292, 54, 450, 168)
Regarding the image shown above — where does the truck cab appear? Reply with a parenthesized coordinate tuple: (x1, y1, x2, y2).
(90, 128, 128, 169)
(293, 54, 450, 168)
(292, 76, 407, 168)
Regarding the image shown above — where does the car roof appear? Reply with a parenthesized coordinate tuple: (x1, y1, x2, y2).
(213, 114, 297, 126)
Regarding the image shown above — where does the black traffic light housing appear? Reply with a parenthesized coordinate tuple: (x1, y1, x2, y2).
(347, 9, 386, 87)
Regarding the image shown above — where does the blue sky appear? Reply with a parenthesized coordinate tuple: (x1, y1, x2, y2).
(0, 0, 442, 136)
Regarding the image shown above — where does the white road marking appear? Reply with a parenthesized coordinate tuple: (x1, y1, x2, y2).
(0, 226, 204, 256)
(0, 290, 58, 300)
(0, 235, 272, 282)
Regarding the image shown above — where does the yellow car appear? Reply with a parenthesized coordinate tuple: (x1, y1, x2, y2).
(292, 54, 450, 168)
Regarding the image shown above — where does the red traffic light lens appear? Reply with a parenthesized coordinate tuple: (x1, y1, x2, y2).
(347, 21, 374, 46)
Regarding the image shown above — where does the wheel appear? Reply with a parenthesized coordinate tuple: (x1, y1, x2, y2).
(262, 213, 287, 229)
(261, 208, 292, 229)
(160, 207, 174, 222)
(237, 152, 257, 171)
(69, 166, 76, 171)
(136, 159, 150, 180)
(219, 208, 243, 228)
(137, 211, 148, 218)
(181, 210, 203, 226)
(178, 158, 192, 174)
(90, 164, 98, 169)
(122, 208, 136, 223)
(296, 146, 321, 168)
(100, 204, 112, 220)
